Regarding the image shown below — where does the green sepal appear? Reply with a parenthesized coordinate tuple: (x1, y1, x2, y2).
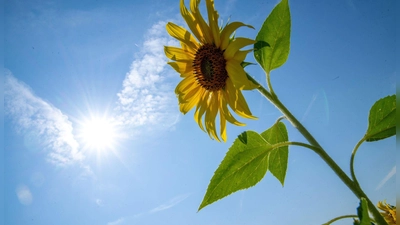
(241, 61, 256, 68)
(356, 198, 373, 225)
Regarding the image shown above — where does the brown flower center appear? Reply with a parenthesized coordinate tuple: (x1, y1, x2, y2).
(193, 44, 228, 91)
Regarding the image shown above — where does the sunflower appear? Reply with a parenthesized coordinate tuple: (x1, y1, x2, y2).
(377, 200, 396, 225)
(164, 0, 258, 142)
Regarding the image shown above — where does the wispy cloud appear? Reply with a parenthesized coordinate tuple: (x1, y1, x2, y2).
(108, 193, 190, 225)
(375, 165, 396, 190)
(5, 20, 182, 168)
(4, 72, 84, 166)
(115, 21, 180, 133)
(107, 218, 125, 225)
(149, 193, 191, 214)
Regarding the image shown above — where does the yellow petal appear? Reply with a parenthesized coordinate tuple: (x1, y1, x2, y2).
(220, 22, 254, 50)
(224, 79, 256, 119)
(175, 77, 196, 95)
(205, 0, 220, 47)
(179, 85, 202, 103)
(235, 89, 257, 119)
(189, 0, 213, 43)
(180, 0, 205, 43)
(179, 87, 203, 114)
(194, 90, 209, 131)
(232, 50, 252, 63)
(166, 22, 199, 51)
(224, 79, 240, 109)
(226, 60, 258, 90)
(219, 93, 245, 126)
(223, 38, 256, 60)
(241, 74, 259, 90)
(205, 93, 220, 141)
(226, 60, 249, 89)
(167, 61, 193, 77)
(164, 46, 194, 61)
(180, 42, 196, 54)
(219, 110, 227, 142)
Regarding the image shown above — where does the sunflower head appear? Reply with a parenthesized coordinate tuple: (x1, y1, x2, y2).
(377, 200, 396, 225)
(164, 0, 258, 142)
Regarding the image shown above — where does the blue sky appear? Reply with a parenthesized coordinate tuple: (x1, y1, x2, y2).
(3, 0, 396, 224)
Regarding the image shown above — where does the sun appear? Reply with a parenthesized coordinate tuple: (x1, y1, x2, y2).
(79, 116, 118, 151)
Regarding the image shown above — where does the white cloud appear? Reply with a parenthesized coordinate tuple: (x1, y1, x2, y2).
(107, 217, 125, 225)
(375, 165, 396, 190)
(115, 21, 180, 132)
(4, 72, 84, 166)
(149, 193, 191, 214)
(16, 185, 33, 206)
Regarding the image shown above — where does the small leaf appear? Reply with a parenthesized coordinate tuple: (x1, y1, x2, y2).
(365, 95, 396, 142)
(254, 0, 291, 74)
(198, 131, 272, 211)
(260, 122, 289, 185)
(357, 198, 372, 225)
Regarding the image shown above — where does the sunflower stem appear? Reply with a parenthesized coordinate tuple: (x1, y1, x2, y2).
(246, 75, 388, 225)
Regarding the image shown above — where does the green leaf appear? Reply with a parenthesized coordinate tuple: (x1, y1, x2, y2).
(260, 122, 289, 185)
(198, 131, 272, 211)
(365, 95, 396, 142)
(254, 0, 291, 74)
(356, 198, 372, 225)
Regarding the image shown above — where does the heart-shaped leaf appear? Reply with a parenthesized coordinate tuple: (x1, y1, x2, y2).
(199, 131, 272, 211)
(261, 122, 289, 185)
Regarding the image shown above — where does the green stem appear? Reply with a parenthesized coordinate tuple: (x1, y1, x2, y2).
(275, 115, 286, 124)
(322, 214, 363, 225)
(350, 137, 388, 225)
(350, 137, 367, 190)
(322, 214, 376, 225)
(246, 75, 388, 225)
(266, 72, 276, 98)
(271, 141, 322, 152)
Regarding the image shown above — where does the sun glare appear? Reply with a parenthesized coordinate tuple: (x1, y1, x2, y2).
(79, 116, 118, 151)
